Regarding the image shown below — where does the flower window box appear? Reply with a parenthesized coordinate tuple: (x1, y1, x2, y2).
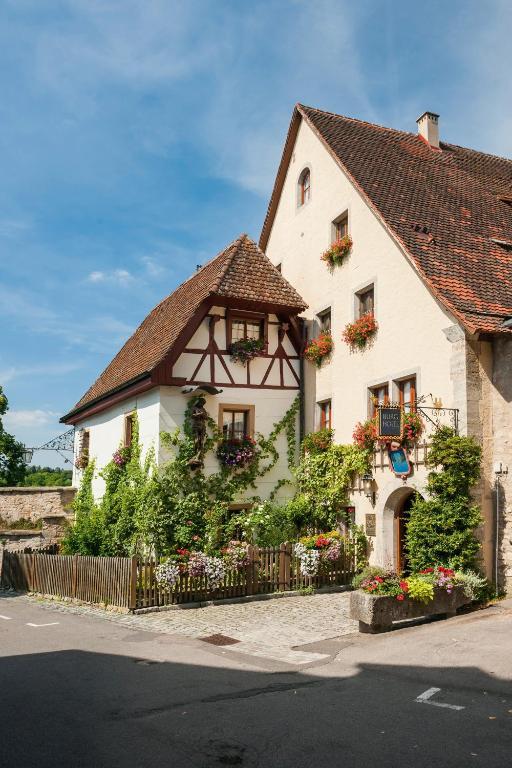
(342, 313, 378, 350)
(217, 436, 256, 468)
(321, 235, 353, 268)
(304, 331, 333, 368)
(229, 337, 265, 365)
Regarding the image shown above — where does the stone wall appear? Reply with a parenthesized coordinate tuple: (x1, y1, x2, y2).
(0, 486, 76, 524)
(491, 338, 512, 593)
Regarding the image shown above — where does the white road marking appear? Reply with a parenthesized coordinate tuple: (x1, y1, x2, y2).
(0, 615, 12, 620)
(26, 622, 60, 628)
(415, 687, 465, 711)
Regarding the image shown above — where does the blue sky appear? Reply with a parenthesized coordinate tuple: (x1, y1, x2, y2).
(1, 0, 511, 468)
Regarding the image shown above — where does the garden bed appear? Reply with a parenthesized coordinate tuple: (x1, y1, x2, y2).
(350, 585, 471, 633)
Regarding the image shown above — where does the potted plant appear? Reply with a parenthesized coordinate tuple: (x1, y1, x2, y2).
(342, 313, 378, 350)
(217, 435, 256, 468)
(304, 331, 333, 367)
(321, 235, 353, 269)
(229, 337, 265, 365)
(349, 566, 478, 633)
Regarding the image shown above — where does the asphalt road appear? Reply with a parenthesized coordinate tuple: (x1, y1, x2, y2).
(1, 593, 511, 768)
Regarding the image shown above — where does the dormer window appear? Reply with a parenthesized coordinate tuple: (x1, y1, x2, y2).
(298, 168, 311, 206)
(226, 309, 267, 348)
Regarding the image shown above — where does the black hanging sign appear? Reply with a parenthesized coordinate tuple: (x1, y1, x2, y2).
(377, 406, 402, 439)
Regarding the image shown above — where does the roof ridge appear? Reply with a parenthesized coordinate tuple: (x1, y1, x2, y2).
(297, 103, 418, 140)
(298, 103, 512, 164)
(210, 233, 248, 293)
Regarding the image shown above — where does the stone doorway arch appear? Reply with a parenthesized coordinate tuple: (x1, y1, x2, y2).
(378, 482, 423, 571)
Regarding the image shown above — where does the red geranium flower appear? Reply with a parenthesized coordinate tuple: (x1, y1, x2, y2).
(396, 594, 405, 601)
(420, 568, 434, 574)
(399, 581, 409, 591)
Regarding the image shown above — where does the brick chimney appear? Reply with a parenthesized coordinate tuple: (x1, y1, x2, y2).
(416, 111, 440, 149)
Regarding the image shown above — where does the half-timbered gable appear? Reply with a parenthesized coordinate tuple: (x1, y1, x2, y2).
(62, 235, 307, 500)
(173, 307, 300, 390)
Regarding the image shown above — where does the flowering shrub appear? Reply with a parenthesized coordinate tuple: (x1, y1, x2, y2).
(188, 551, 208, 577)
(204, 556, 225, 588)
(217, 436, 256, 468)
(222, 540, 250, 571)
(321, 235, 353, 268)
(454, 570, 488, 601)
(294, 544, 320, 576)
(229, 338, 265, 365)
(155, 559, 181, 591)
(342, 313, 378, 350)
(352, 419, 377, 452)
(304, 331, 333, 367)
(112, 447, 131, 467)
(402, 411, 424, 447)
(294, 531, 344, 576)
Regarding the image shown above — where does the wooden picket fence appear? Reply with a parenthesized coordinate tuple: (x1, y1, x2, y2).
(134, 542, 357, 610)
(1, 548, 136, 610)
(1, 539, 358, 611)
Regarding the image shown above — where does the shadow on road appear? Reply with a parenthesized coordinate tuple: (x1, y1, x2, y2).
(1, 647, 510, 767)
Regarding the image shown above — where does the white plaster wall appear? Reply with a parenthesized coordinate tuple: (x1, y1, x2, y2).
(73, 388, 160, 498)
(266, 119, 459, 441)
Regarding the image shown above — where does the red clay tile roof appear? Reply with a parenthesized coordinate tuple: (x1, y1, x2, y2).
(260, 104, 512, 336)
(63, 235, 306, 419)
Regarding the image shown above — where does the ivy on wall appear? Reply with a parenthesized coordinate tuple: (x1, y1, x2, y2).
(405, 427, 482, 571)
(64, 397, 300, 556)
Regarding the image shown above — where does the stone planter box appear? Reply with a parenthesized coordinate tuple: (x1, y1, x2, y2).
(350, 586, 471, 633)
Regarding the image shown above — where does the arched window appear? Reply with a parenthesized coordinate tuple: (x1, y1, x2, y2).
(298, 168, 311, 206)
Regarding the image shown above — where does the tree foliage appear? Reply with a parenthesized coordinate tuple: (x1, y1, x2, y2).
(0, 386, 26, 487)
(405, 426, 482, 571)
(21, 465, 73, 487)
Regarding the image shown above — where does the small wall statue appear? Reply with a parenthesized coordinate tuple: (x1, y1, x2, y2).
(188, 396, 209, 470)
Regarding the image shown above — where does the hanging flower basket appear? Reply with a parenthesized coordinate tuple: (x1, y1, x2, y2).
(229, 338, 265, 365)
(401, 411, 424, 447)
(342, 313, 378, 350)
(352, 419, 377, 452)
(217, 436, 256, 468)
(321, 235, 353, 268)
(304, 331, 333, 367)
(75, 454, 89, 470)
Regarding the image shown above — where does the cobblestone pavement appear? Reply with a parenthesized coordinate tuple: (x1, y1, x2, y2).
(24, 592, 357, 665)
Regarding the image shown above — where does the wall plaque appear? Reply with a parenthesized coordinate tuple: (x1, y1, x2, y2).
(377, 406, 402, 439)
(365, 513, 376, 537)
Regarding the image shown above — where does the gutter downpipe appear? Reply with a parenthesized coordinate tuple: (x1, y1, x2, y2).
(299, 318, 307, 444)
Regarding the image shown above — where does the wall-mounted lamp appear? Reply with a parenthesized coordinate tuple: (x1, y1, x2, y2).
(362, 472, 375, 505)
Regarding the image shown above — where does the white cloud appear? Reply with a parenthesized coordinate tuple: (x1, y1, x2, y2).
(86, 268, 134, 285)
(87, 270, 105, 283)
(3, 409, 59, 428)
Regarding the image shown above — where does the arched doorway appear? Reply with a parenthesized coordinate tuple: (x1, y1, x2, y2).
(394, 491, 418, 574)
